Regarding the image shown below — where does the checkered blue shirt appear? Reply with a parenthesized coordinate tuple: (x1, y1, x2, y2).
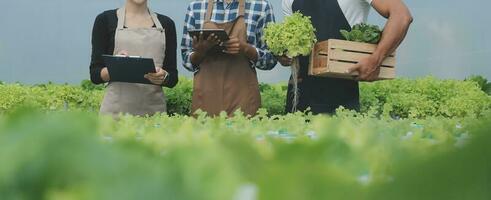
(181, 0, 277, 72)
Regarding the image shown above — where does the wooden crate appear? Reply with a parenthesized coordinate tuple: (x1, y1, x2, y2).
(308, 39, 396, 80)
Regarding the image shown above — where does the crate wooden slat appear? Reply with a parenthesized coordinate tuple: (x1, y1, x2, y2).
(329, 49, 396, 67)
(309, 39, 396, 80)
(312, 61, 396, 80)
(328, 39, 396, 56)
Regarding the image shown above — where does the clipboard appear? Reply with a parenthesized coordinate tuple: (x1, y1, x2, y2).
(102, 55, 156, 85)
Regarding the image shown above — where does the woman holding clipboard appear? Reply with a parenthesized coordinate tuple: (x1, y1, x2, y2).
(89, 0, 178, 116)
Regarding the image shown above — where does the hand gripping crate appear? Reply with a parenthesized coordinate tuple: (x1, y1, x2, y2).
(308, 39, 396, 80)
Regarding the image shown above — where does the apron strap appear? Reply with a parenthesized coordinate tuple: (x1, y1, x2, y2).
(205, 0, 214, 22)
(228, 0, 245, 36)
(205, 0, 245, 22)
(117, 7, 164, 32)
(238, 0, 245, 17)
(116, 7, 126, 30)
(149, 9, 165, 32)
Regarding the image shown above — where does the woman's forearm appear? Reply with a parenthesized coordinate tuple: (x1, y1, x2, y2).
(90, 13, 110, 84)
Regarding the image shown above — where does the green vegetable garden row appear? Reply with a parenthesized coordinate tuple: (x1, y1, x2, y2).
(0, 76, 490, 200)
(1, 76, 490, 118)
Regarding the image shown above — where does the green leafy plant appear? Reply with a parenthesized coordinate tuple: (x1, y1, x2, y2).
(465, 75, 491, 95)
(264, 12, 317, 58)
(340, 23, 382, 44)
(80, 79, 104, 91)
(360, 77, 491, 118)
(163, 77, 193, 115)
(259, 83, 287, 116)
(264, 12, 317, 112)
(0, 77, 490, 118)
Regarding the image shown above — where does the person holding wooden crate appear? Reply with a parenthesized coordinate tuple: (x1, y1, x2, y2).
(280, 0, 413, 114)
(181, 0, 277, 117)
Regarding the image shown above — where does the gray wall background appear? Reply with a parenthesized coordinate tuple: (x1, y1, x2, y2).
(0, 0, 489, 84)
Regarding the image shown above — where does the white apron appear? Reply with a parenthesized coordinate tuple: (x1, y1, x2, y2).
(100, 7, 167, 116)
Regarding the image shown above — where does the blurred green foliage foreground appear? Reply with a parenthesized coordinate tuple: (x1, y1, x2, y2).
(0, 108, 490, 200)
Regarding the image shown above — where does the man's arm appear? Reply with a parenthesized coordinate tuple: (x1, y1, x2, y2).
(181, 4, 198, 72)
(181, 3, 220, 72)
(252, 2, 278, 70)
(348, 0, 413, 81)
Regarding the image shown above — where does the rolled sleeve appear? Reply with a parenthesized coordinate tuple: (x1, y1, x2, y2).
(183, 51, 197, 72)
(251, 46, 276, 70)
(252, 2, 277, 70)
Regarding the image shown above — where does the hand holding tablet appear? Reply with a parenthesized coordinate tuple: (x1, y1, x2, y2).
(102, 55, 157, 85)
(188, 29, 230, 42)
(189, 29, 230, 52)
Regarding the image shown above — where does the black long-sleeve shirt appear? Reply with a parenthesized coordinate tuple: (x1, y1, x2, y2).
(89, 9, 178, 88)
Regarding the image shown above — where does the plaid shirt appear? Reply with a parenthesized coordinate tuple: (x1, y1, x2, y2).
(181, 0, 277, 72)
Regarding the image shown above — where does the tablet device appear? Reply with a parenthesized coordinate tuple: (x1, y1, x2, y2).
(102, 55, 156, 85)
(188, 29, 230, 42)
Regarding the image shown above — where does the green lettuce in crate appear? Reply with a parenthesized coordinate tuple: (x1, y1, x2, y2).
(264, 12, 317, 58)
(340, 23, 382, 44)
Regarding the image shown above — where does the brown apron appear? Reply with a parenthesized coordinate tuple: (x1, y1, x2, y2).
(100, 7, 167, 116)
(191, 0, 261, 117)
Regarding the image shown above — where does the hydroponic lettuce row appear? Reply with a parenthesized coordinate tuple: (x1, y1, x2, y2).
(264, 12, 317, 58)
(1, 76, 490, 118)
(340, 23, 383, 44)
